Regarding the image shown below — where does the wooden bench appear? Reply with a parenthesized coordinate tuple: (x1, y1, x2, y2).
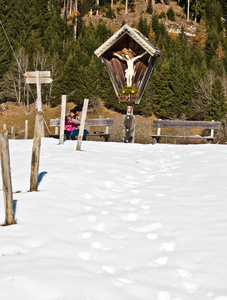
(50, 117, 113, 142)
(150, 120, 221, 144)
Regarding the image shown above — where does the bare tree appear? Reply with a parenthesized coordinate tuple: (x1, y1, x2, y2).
(0, 47, 28, 105)
(192, 71, 216, 119)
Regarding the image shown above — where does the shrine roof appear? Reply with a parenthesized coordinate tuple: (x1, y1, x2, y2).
(94, 24, 162, 57)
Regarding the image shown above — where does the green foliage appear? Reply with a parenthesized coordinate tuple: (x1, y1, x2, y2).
(137, 16, 149, 37)
(167, 7, 175, 21)
(104, 5, 116, 19)
(206, 76, 227, 120)
(205, 0, 223, 33)
(159, 12, 166, 19)
(146, 0, 153, 15)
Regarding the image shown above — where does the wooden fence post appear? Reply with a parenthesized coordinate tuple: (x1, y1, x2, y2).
(11, 126, 15, 139)
(59, 95, 67, 145)
(76, 98, 89, 151)
(30, 111, 43, 191)
(25, 120, 28, 139)
(0, 130, 15, 225)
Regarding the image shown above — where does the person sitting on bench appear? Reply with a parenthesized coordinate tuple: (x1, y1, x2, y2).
(64, 108, 78, 140)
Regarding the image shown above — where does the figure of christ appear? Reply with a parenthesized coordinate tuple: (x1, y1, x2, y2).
(113, 49, 147, 86)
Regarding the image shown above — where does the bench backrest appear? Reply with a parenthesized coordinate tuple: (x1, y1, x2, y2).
(153, 120, 221, 129)
(50, 118, 113, 127)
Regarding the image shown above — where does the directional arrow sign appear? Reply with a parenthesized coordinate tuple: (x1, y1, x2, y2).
(24, 71, 51, 78)
(25, 77, 53, 84)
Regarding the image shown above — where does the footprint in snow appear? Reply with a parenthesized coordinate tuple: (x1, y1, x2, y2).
(102, 265, 115, 274)
(86, 215, 96, 222)
(146, 233, 158, 240)
(84, 206, 93, 211)
(78, 252, 91, 261)
(135, 222, 163, 233)
(160, 241, 176, 252)
(80, 232, 92, 239)
(155, 256, 169, 266)
(95, 223, 106, 232)
(130, 198, 141, 205)
(105, 181, 114, 188)
(176, 269, 192, 279)
(126, 213, 138, 222)
(182, 282, 197, 293)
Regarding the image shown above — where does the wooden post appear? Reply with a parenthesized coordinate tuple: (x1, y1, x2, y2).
(76, 98, 89, 151)
(123, 103, 135, 143)
(25, 120, 28, 139)
(36, 71, 42, 112)
(30, 111, 43, 191)
(0, 130, 15, 225)
(59, 95, 67, 145)
(11, 126, 15, 139)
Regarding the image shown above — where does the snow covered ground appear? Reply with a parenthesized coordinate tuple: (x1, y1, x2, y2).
(0, 138, 227, 300)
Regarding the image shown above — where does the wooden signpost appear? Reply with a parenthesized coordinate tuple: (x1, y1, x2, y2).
(24, 70, 52, 191)
(24, 71, 52, 112)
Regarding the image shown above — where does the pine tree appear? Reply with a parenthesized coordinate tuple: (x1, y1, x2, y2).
(169, 55, 190, 118)
(151, 61, 175, 119)
(138, 17, 149, 38)
(146, 0, 153, 14)
(193, 19, 207, 52)
(207, 76, 227, 120)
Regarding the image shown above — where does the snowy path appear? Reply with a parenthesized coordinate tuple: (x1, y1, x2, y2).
(0, 139, 227, 300)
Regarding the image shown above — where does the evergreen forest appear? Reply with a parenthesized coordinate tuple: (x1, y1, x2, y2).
(0, 0, 227, 122)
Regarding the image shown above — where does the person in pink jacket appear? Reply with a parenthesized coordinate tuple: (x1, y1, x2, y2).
(64, 108, 78, 140)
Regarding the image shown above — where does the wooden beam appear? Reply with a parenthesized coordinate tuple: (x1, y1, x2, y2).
(24, 71, 51, 78)
(25, 77, 53, 84)
(153, 120, 221, 129)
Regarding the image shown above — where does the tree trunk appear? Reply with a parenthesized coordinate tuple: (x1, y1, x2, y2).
(96, 0, 99, 16)
(125, 0, 128, 14)
(187, 0, 190, 21)
(74, 0, 78, 40)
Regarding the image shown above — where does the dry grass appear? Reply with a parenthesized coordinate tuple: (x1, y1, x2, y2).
(0, 101, 156, 143)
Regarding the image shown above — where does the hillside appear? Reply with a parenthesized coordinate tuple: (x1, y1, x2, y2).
(83, 1, 197, 37)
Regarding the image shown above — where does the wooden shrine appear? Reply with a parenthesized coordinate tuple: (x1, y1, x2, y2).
(94, 24, 162, 105)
